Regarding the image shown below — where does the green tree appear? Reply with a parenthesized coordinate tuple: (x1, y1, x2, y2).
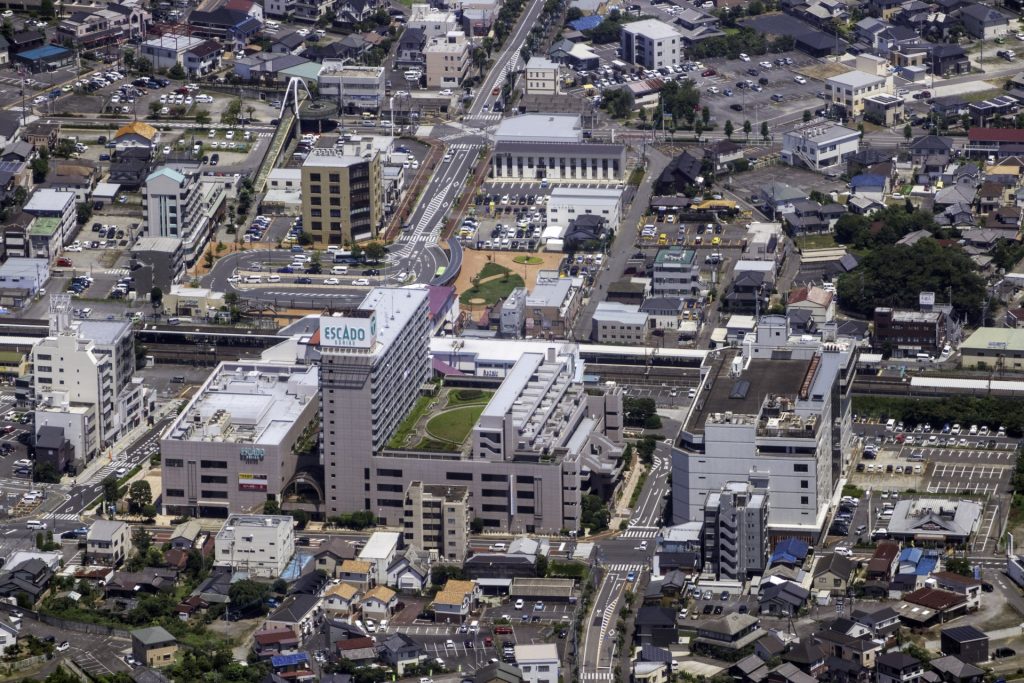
(263, 499, 281, 515)
(150, 287, 163, 308)
(39, 0, 54, 18)
(760, 120, 769, 141)
(128, 480, 152, 513)
(167, 63, 186, 80)
(623, 397, 660, 428)
(580, 494, 610, 532)
(33, 461, 60, 483)
(694, 118, 704, 140)
(945, 556, 972, 576)
(724, 120, 734, 140)
(364, 241, 387, 262)
(742, 119, 751, 140)
(430, 565, 466, 585)
(470, 517, 484, 534)
(194, 109, 211, 126)
(350, 243, 364, 261)
(228, 579, 270, 616)
(565, 6, 583, 22)
(701, 106, 711, 125)
(102, 475, 119, 506)
(132, 525, 151, 554)
(635, 436, 657, 464)
(15, 591, 32, 609)
(535, 554, 549, 577)
(601, 88, 635, 118)
(30, 147, 49, 184)
(148, 100, 162, 118)
(903, 123, 913, 140)
(272, 578, 288, 594)
(803, 109, 812, 123)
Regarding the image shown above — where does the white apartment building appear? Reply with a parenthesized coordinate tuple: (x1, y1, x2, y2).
(214, 514, 296, 579)
(546, 186, 623, 231)
(31, 298, 149, 469)
(318, 62, 385, 113)
(525, 56, 560, 95)
(87, 520, 130, 566)
(140, 34, 207, 71)
(620, 19, 682, 69)
(424, 31, 470, 88)
(24, 189, 76, 250)
(143, 166, 226, 267)
(514, 644, 560, 683)
(408, 3, 459, 39)
(652, 246, 706, 298)
(703, 481, 769, 580)
(782, 123, 860, 171)
(824, 70, 892, 116)
(672, 316, 856, 542)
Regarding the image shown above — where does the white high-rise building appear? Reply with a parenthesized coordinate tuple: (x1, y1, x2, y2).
(143, 166, 225, 267)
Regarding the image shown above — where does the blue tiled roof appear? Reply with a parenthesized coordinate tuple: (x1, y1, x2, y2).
(569, 15, 603, 30)
(770, 538, 809, 565)
(851, 173, 886, 189)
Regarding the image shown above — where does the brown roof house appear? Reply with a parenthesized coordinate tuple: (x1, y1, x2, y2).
(866, 541, 900, 581)
(322, 582, 363, 617)
(813, 553, 855, 596)
(894, 587, 968, 625)
(360, 585, 398, 621)
(131, 626, 178, 668)
(787, 286, 836, 327)
(431, 579, 479, 623)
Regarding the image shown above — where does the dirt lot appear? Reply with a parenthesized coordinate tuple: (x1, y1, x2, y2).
(452, 248, 563, 296)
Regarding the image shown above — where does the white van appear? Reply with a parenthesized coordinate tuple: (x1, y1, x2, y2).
(244, 275, 262, 283)
(331, 265, 349, 275)
(885, 418, 896, 431)
(26, 520, 46, 530)
(266, 19, 280, 28)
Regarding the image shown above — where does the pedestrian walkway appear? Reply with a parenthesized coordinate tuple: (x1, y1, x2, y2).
(581, 672, 614, 680)
(464, 112, 501, 124)
(44, 512, 81, 523)
(604, 563, 645, 573)
(618, 528, 658, 539)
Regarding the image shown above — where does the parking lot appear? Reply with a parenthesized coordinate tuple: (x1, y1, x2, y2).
(16, 613, 131, 677)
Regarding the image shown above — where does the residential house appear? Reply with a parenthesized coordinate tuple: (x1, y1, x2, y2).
(87, 520, 130, 566)
(359, 585, 397, 620)
(939, 626, 988, 664)
(867, 541, 901, 581)
(704, 140, 744, 172)
(877, 652, 925, 683)
(815, 627, 884, 676)
(654, 151, 704, 194)
(184, 40, 223, 76)
(783, 639, 828, 678)
(309, 540, 357, 579)
(635, 606, 678, 647)
(336, 636, 377, 664)
(931, 573, 982, 612)
(322, 582, 362, 617)
(896, 587, 968, 625)
(265, 594, 323, 643)
(695, 613, 766, 653)
(104, 568, 178, 601)
(0, 557, 53, 605)
(431, 579, 478, 623)
(169, 521, 202, 550)
(788, 286, 835, 326)
(929, 655, 985, 683)
(113, 121, 158, 151)
(960, 3, 1009, 39)
(377, 632, 425, 675)
(271, 30, 305, 54)
(385, 546, 431, 592)
(396, 26, 426, 69)
(814, 553, 855, 596)
(0, 621, 17, 657)
(759, 580, 810, 616)
(851, 605, 901, 638)
(131, 626, 178, 668)
(338, 559, 374, 589)
(909, 135, 954, 164)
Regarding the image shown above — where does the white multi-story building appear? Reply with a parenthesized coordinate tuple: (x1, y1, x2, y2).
(703, 481, 769, 580)
(525, 56, 560, 95)
(514, 644, 560, 683)
(824, 70, 891, 116)
(143, 166, 226, 267)
(546, 187, 623, 231)
(23, 189, 76, 250)
(404, 481, 471, 563)
(214, 514, 296, 578)
(424, 31, 470, 88)
(652, 246, 706, 298)
(140, 34, 207, 71)
(782, 123, 861, 171)
(408, 3, 459, 39)
(620, 19, 682, 69)
(672, 316, 857, 543)
(318, 62, 385, 113)
(31, 297, 150, 470)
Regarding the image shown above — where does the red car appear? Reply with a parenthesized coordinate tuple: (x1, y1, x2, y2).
(701, 69, 717, 77)
(492, 86, 500, 96)
(56, 257, 72, 267)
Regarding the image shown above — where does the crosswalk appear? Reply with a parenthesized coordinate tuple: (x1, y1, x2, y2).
(103, 268, 131, 277)
(581, 672, 614, 680)
(45, 512, 81, 522)
(81, 461, 121, 486)
(618, 528, 657, 539)
(447, 142, 481, 151)
(605, 563, 645, 573)
(466, 112, 501, 123)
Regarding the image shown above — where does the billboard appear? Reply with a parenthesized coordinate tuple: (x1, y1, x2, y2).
(239, 473, 268, 492)
(321, 313, 377, 349)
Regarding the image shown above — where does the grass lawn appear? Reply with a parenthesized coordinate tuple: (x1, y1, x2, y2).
(426, 405, 487, 444)
(628, 167, 645, 186)
(387, 395, 432, 449)
(796, 234, 838, 251)
(513, 256, 544, 265)
(478, 262, 511, 280)
(447, 389, 493, 406)
(459, 273, 525, 306)
(414, 437, 459, 452)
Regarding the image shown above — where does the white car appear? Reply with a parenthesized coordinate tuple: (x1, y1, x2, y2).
(162, 146, 171, 155)
(352, 278, 370, 286)
(227, 276, 241, 283)
(759, 61, 773, 69)
(396, 271, 409, 281)
(225, 130, 234, 139)
(794, 75, 807, 84)
(739, 53, 750, 61)
(834, 546, 853, 557)
(445, 639, 455, 649)
(324, 277, 340, 285)
(439, 88, 453, 96)
(56, 641, 70, 652)
(706, 86, 720, 94)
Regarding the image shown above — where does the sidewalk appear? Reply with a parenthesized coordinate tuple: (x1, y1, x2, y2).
(64, 400, 181, 487)
(610, 452, 645, 529)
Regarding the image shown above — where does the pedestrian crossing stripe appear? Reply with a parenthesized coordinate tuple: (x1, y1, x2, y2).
(45, 513, 80, 522)
(581, 672, 614, 679)
(606, 563, 645, 572)
(618, 529, 657, 539)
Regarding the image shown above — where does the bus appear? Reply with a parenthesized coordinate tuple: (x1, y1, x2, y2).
(435, 267, 447, 278)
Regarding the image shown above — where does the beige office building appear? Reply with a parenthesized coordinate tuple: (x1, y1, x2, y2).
(424, 31, 470, 88)
(403, 482, 471, 563)
(301, 143, 384, 247)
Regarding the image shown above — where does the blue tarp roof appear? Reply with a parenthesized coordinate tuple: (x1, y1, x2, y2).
(770, 538, 809, 565)
(850, 173, 886, 189)
(569, 15, 603, 30)
(271, 652, 309, 667)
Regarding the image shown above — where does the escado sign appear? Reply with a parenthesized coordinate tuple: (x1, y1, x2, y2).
(240, 447, 265, 463)
(320, 313, 377, 349)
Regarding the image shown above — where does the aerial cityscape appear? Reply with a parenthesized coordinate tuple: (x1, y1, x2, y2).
(0, 0, 1020, 680)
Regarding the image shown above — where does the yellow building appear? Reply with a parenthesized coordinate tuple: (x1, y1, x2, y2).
(300, 142, 384, 248)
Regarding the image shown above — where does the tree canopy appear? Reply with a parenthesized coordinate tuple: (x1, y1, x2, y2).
(833, 204, 942, 249)
(658, 79, 700, 125)
(836, 240, 985, 322)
